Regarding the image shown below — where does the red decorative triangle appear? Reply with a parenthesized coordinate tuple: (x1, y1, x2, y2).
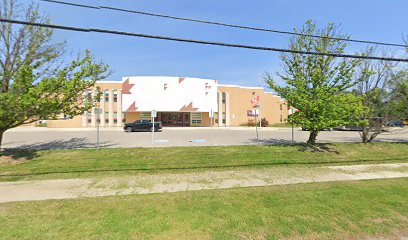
(123, 78, 135, 94)
(179, 77, 186, 84)
(126, 102, 138, 112)
(179, 102, 198, 112)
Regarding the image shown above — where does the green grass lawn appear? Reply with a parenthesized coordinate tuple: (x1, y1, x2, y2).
(1, 143, 408, 181)
(1, 178, 407, 239)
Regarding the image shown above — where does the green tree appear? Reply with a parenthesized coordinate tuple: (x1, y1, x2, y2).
(390, 36, 408, 118)
(387, 69, 408, 119)
(0, 0, 108, 149)
(265, 20, 364, 144)
(353, 47, 398, 143)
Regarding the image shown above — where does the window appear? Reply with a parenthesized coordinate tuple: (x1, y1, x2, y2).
(122, 113, 126, 122)
(280, 115, 283, 123)
(140, 112, 151, 120)
(86, 112, 91, 123)
(214, 112, 218, 124)
(105, 112, 109, 123)
(113, 112, 118, 123)
(105, 91, 109, 102)
(191, 112, 202, 125)
(222, 112, 226, 124)
(113, 91, 118, 103)
(222, 92, 226, 104)
(280, 104, 283, 111)
(86, 91, 92, 102)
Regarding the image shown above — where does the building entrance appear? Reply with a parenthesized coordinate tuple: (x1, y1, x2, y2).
(158, 112, 190, 127)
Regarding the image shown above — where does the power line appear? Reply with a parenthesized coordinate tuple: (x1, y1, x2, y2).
(1, 18, 407, 63)
(39, 0, 408, 48)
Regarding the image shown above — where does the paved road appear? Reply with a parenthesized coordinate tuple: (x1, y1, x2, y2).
(2, 127, 408, 150)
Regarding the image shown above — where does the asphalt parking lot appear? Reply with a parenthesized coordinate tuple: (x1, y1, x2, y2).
(2, 126, 407, 150)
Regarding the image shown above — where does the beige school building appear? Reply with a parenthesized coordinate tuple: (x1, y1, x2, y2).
(46, 76, 291, 128)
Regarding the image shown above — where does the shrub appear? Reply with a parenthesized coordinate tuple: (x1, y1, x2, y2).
(261, 118, 269, 127)
(240, 118, 269, 127)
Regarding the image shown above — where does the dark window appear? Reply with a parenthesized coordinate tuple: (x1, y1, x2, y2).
(87, 92, 92, 101)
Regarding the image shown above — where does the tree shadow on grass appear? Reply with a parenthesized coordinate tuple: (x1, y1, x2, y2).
(246, 138, 294, 145)
(246, 137, 340, 154)
(298, 143, 340, 154)
(1, 137, 115, 160)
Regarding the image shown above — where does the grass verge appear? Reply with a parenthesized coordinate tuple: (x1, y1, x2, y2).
(0, 142, 407, 181)
(268, 122, 301, 128)
(0, 178, 407, 239)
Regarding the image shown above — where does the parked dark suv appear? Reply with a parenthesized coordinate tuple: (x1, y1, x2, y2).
(123, 120, 162, 132)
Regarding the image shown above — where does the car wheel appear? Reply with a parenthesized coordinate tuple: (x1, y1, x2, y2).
(126, 127, 133, 133)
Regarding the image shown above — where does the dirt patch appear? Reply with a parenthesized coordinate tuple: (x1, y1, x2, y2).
(0, 204, 12, 213)
(0, 155, 26, 166)
(327, 163, 408, 172)
(361, 229, 408, 240)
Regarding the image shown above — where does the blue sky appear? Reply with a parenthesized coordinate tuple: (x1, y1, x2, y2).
(33, 0, 407, 87)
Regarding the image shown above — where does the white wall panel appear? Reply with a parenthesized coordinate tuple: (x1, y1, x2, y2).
(122, 77, 218, 113)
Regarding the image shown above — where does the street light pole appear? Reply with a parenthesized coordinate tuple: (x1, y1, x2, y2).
(97, 113, 100, 149)
(94, 107, 102, 150)
(210, 109, 213, 147)
(255, 109, 259, 145)
(258, 74, 262, 128)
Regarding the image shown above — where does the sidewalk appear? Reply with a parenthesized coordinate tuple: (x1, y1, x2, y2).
(1, 163, 407, 203)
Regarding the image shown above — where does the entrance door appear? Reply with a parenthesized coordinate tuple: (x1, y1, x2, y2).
(160, 112, 190, 127)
